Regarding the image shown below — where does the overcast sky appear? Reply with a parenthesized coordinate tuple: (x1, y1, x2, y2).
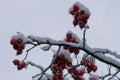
(1, 0, 120, 80)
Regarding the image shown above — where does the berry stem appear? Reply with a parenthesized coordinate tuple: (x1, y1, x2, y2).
(22, 45, 37, 61)
(83, 25, 89, 48)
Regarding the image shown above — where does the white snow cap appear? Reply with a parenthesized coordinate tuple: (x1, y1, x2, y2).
(67, 30, 81, 43)
(69, 2, 91, 15)
(53, 49, 72, 62)
(11, 32, 25, 40)
(41, 44, 51, 51)
(59, 49, 73, 62)
(11, 32, 32, 43)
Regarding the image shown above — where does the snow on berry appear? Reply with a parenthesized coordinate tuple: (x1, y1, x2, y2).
(10, 32, 27, 55)
(63, 31, 81, 55)
(69, 2, 91, 16)
(69, 2, 91, 29)
(57, 49, 72, 62)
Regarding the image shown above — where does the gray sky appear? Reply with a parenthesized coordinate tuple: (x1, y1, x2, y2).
(1, 0, 120, 80)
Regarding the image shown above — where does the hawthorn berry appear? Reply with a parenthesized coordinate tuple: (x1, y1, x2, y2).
(13, 44, 19, 50)
(16, 62, 26, 70)
(17, 64, 23, 70)
(69, 47, 74, 53)
(13, 59, 20, 65)
(73, 4, 80, 12)
(58, 74, 63, 80)
(20, 62, 26, 68)
(69, 9, 76, 15)
(79, 77, 84, 80)
(59, 54, 65, 59)
(84, 13, 89, 19)
(77, 15, 83, 21)
(52, 69, 57, 74)
(10, 39, 17, 45)
(67, 61, 72, 67)
(70, 37, 77, 42)
(17, 50, 23, 55)
(73, 69, 79, 75)
(79, 10, 85, 15)
(74, 12, 79, 19)
(19, 44, 25, 50)
(78, 21, 85, 29)
(87, 67, 92, 73)
(92, 65, 97, 72)
(63, 46, 69, 50)
(17, 38, 23, 44)
(52, 64, 58, 69)
(72, 74, 79, 79)
(78, 69, 84, 76)
(53, 74, 58, 79)
(73, 19, 78, 26)
(80, 60, 84, 65)
(74, 48, 80, 55)
(87, 63, 93, 68)
(68, 67, 73, 73)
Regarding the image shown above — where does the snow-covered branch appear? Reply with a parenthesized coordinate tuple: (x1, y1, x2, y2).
(26, 35, 120, 69)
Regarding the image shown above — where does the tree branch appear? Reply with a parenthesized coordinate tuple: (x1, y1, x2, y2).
(26, 35, 120, 69)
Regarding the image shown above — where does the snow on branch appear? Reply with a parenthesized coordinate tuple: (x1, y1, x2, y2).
(93, 48, 120, 59)
(11, 32, 120, 69)
(26, 35, 120, 69)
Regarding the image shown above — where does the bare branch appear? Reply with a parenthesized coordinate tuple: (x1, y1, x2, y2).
(109, 70, 120, 80)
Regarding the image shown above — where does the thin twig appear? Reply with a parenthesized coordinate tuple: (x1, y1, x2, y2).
(83, 25, 89, 48)
(32, 73, 41, 79)
(38, 46, 61, 80)
(64, 73, 69, 79)
(109, 70, 120, 80)
(75, 55, 79, 65)
(22, 45, 37, 61)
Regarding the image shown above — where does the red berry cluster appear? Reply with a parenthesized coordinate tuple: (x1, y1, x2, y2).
(13, 59, 26, 70)
(68, 66, 85, 80)
(10, 38, 25, 55)
(69, 4, 90, 29)
(63, 33, 80, 55)
(80, 59, 97, 73)
(52, 54, 72, 80)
